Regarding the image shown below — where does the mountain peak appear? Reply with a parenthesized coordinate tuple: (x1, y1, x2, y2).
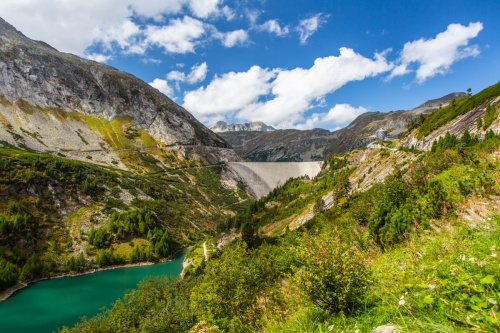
(0, 18, 237, 168)
(210, 121, 276, 133)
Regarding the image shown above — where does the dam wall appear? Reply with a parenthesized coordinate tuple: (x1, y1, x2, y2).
(227, 162, 323, 198)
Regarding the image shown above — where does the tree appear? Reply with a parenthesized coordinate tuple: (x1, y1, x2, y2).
(460, 129, 472, 146)
(467, 87, 472, 96)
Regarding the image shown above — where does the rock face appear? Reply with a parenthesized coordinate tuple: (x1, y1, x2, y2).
(210, 121, 275, 133)
(0, 17, 237, 167)
(219, 93, 465, 161)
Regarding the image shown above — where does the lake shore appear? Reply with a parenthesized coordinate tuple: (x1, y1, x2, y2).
(0, 260, 167, 303)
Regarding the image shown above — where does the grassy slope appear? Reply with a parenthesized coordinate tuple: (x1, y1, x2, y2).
(62, 132, 500, 332)
(0, 147, 251, 294)
(59, 81, 500, 333)
(417, 81, 500, 139)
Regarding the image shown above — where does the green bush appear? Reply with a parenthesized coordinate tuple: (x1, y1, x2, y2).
(293, 229, 370, 314)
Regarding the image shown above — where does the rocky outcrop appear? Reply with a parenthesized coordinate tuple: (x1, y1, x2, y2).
(398, 95, 500, 151)
(210, 121, 275, 133)
(0, 17, 237, 167)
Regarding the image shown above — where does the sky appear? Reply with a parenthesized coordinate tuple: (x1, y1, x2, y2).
(1, 0, 499, 131)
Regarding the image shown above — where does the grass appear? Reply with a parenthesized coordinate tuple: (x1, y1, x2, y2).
(417, 81, 500, 139)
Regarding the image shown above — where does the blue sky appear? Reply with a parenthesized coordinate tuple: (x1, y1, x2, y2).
(1, 0, 499, 130)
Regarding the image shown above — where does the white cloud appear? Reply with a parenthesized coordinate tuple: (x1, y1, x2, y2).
(220, 29, 249, 47)
(167, 71, 187, 81)
(297, 13, 328, 44)
(149, 78, 174, 97)
(167, 62, 208, 84)
(389, 22, 483, 82)
(237, 48, 393, 125)
(141, 58, 162, 64)
(145, 16, 206, 53)
(0, 0, 231, 56)
(132, 0, 186, 17)
(188, 0, 221, 18)
(183, 48, 393, 127)
(85, 53, 113, 63)
(94, 19, 144, 54)
(259, 20, 290, 36)
(183, 66, 276, 117)
(295, 104, 367, 130)
(187, 62, 208, 83)
(0, 0, 131, 54)
(221, 6, 235, 21)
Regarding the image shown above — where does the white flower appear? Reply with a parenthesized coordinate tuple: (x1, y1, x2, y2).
(468, 257, 475, 263)
(399, 295, 405, 305)
(328, 325, 334, 332)
(428, 284, 436, 290)
(492, 252, 497, 258)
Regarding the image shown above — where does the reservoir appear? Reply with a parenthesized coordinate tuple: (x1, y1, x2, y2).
(0, 252, 185, 333)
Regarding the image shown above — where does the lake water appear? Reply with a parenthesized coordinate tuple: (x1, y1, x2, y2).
(0, 252, 185, 333)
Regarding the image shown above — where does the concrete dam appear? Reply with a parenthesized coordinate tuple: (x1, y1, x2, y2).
(227, 162, 323, 198)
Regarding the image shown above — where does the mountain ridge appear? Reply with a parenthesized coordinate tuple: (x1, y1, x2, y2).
(210, 121, 276, 133)
(218, 91, 466, 161)
(0, 17, 238, 169)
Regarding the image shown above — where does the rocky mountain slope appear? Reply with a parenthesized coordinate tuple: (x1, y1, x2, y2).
(219, 92, 465, 161)
(399, 83, 500, 150)
(210, 121, 275, 133)
(0, 18, 252, 295)
(0, 17, 238, 169)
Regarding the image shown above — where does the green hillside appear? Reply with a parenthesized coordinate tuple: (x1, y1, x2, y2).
(0, 148, 251, 294)
(61, 125, 500, 332)
(417, 81, 500, 139)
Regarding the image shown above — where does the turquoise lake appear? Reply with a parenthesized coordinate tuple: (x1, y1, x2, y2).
(0, 252, 184, 333)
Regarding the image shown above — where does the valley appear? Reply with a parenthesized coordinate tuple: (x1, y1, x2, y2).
(0, 9, 499, 333)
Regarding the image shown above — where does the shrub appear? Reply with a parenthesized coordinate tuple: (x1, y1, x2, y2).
(293, 229, 370, 314)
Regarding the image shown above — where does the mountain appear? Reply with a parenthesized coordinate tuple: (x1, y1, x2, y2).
(0, 18, 251, 295)
(210, 121, 275, 133)
(398, 83, 500, 150)
(63, 81, 500, 333)
(218, 92, 466, 161)
(0, 17, 238, 169)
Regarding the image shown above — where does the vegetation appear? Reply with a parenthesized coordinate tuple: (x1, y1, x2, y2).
(60, 125, 500, 333)
(417, 81, 500, 138)
(0, 147, 250, 294)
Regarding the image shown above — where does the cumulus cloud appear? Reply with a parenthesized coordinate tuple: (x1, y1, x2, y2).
(94, 19, 143, 54)
(295, 104, 367, 130)
(183, 48, 393, 127)
(187, 62, 209, 83)
(0, 0, 236, 55)
(145, 16, 206, 53)
(183, 66, 276, 117)
(219, 29, 249, 47)
(389, 22, 483, 82)
(149, 78, 174, 97)
(188, 0, 222, 18)
(258, 20, 290, 36)
(297, 13, 328, 44)
(167, 62, 208, 84)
